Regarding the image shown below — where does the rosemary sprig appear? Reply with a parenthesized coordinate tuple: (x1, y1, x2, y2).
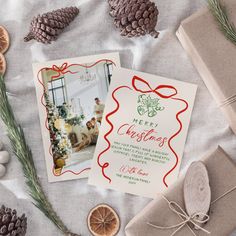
(0, 75, 80, 236)
(208, 0, 236, 45)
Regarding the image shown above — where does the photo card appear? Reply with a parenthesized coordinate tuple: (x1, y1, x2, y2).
(33, 53, 120, 182)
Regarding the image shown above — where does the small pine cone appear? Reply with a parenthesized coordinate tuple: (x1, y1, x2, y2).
(0, 205, 27, 236)
(108, 0, 159, 38)
(24, 6, 79, 44)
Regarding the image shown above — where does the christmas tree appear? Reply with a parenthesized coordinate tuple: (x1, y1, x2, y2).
(44, 94, 72, 166)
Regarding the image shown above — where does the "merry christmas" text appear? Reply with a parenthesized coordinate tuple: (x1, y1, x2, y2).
(117, 124, 168, 147)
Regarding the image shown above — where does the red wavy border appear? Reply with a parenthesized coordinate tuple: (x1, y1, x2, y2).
(97, 76, 189, 188)
(37, 59, 116, 177)
(97, 86, 131, 183)
(163, 97, 189, 187)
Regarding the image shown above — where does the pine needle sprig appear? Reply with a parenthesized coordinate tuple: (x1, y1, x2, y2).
(0, 75, 80, 236)
(208, 0, 236, 45)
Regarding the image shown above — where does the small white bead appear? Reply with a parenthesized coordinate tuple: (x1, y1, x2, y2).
(0, 151, 10, 164)
(0, 164, 6, 178)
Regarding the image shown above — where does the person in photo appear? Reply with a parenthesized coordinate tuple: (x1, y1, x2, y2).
(94, 97, 105, 124)
(74, 133, 91, 152)
(86, 120, 98, 145)
(91, 117, 99, 132)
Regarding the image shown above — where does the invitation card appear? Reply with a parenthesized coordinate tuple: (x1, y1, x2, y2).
(88, 68, 197, 198)
(32, 53, 120, 182)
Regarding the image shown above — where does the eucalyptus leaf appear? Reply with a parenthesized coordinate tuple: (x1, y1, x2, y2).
(208, 0, 236, 45)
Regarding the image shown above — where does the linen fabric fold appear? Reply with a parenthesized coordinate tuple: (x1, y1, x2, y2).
(125, 146, 236, 236)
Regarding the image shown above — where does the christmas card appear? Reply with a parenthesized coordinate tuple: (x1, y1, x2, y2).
(88, 68, 197, 198)
(32, 53, 120, 182)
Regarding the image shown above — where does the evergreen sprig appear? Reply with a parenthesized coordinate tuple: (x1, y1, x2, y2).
(208, 0, 236, 45)
(0, 75, 80, 236)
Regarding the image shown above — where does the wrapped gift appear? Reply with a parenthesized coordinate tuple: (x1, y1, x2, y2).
(125, 146, 236, 236)
(176, 1, 236, 134)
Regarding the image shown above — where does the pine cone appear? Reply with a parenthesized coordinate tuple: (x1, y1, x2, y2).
(0, 205, 27, 236)
(108, 0, 159, 38)
(24, 7, 79, 44)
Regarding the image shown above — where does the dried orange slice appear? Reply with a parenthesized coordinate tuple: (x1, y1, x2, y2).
(0, 53, 6, 75)
(0, 26, 10, 54)
(87, 204, 120, 236)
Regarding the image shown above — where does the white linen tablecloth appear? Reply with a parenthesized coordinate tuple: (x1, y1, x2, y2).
(0, 0, 235, 235)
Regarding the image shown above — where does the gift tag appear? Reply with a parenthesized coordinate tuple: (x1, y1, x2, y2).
(184, 161, 211, 228)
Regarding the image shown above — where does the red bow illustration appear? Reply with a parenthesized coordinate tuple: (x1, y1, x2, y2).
(52, 63, 69, 74)
(132, 76, 178, 99)
(51, 62, 78, 80)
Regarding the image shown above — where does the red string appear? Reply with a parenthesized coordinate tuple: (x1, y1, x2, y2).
(97, 86, 132, 183)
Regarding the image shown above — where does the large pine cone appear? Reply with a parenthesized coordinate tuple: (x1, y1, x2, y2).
(0, 205, 27, 236)
(24, 7, 79, 44)
(108, 0, 159, 38)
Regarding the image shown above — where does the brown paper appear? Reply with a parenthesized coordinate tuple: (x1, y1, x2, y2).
(125, 146, 236, 236)
(176, 1, 236, 134)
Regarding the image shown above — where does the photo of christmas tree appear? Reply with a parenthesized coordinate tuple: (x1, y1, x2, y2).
(40, 60, 115, 176)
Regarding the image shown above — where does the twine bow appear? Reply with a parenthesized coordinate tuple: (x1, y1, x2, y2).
(147, 196, 210, 236)
(132, 76, 178, 99)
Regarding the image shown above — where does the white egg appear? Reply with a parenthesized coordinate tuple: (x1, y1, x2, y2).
(0, 141, 3, 151)
(0, 151, 10, 164)
(0, 164, 6, 178)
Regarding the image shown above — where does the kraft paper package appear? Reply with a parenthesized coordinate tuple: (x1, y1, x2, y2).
(125, 146, 236, 236)
(176, 0, 236, 134)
